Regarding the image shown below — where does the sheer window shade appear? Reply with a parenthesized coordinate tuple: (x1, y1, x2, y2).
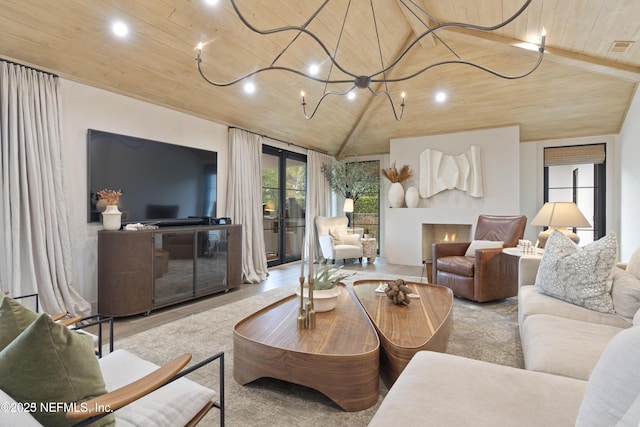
(544, 144, 606, 166)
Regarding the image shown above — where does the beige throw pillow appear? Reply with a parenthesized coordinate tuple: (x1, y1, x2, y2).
(627, 247, 640, 279)
(329, 227, 346, 245)
(611, 267, 640, 319)
(535, 230, 617, 314)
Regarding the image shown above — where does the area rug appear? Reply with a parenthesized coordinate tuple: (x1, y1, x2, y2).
(114, 272, 522, 426)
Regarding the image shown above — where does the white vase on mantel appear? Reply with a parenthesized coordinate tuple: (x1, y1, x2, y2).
(102, 205, 122, 230)
(388, 182, 405, 208)
(405, 186, 420, 208)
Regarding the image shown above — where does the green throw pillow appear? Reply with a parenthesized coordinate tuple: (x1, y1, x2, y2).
(0, 314, 114, 426)
(0, 294, 39, 351)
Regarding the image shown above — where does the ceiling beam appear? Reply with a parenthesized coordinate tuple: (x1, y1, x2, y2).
(441, 27, 640, 83)
(395, 0, 436, 50)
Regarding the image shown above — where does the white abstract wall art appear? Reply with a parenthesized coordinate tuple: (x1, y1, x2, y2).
(418, 145, 484, 198)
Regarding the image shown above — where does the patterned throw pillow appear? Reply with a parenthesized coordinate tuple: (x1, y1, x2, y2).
(535, 230, 617, 314)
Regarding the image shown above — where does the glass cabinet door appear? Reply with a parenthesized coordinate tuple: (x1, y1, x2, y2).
(195, 229, 228, 294)
(153, 231, 195, 306)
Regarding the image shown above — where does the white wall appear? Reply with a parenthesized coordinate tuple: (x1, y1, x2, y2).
(619, 85, 640, 260)
(60, 79, 229, 305)
(385, 126, 521, 266)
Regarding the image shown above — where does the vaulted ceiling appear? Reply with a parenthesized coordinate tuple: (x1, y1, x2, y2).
(1, 0, 639, 157)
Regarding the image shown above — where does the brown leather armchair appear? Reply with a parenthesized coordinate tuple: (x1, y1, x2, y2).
(432, 215, 527, 302)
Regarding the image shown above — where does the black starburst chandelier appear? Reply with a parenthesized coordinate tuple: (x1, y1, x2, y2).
(196, 0, 545, 120)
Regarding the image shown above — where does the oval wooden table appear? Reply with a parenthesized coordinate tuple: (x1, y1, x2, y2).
(233, 283, 380, 411)
(352, 280, 454, 388)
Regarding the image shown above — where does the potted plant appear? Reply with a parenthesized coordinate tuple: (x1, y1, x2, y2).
(381, 161, 413, 208)
(297, 264, 354, 312)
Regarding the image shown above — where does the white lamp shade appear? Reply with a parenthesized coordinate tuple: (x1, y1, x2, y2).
(343, 198, 354, 213)
(531, 202, 591, 228)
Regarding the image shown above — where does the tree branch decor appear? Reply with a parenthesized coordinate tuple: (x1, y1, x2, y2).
(321, 161, 378, 202)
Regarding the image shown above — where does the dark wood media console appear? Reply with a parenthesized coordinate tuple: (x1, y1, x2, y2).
(98, 224, 242, 317)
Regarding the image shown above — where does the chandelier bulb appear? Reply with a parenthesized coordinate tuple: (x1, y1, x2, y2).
(197, 42, 203, 51)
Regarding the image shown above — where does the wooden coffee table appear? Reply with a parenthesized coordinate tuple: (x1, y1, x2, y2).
(353, 280, 454, 388)
(233, 284, 380, 411)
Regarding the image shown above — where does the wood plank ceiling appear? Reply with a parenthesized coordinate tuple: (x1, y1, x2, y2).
(1, 0, 639, 157)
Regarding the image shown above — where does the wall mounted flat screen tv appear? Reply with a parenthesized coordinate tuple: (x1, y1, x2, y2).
(87, 129, 217, 224)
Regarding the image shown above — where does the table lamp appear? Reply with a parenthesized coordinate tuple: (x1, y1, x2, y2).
(530, 202, 591, 248)
(343, 198, 354, 233)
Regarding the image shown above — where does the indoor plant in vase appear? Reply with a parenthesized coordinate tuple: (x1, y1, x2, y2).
(97, 188, 123, 230)
(296, 264, 353, 312)
(381, 161, 413, 208)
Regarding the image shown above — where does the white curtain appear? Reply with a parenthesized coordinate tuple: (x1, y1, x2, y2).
(0, 61, 91, 316)
(225, 128, 268, 283)
(306, 151, 335, 261)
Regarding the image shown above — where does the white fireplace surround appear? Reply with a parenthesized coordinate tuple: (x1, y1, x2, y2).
(384, 126, 520, 266)
(422, 224, 473, 262)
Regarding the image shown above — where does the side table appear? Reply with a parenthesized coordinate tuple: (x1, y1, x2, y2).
(362, 238, 377, 263)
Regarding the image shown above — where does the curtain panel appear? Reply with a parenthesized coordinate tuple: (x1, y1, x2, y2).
(225, 128, 268, 283)
(306, 151, 335, 261)
(0, 61, 90, 316)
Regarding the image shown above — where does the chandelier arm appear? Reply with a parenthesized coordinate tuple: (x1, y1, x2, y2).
(369, 0, 390, 95)
(369, 0, 534, 79)
(197, 57, 354, 87)
(321, 0, 354, 97)
(367, 88, 404, 121)
(229, 0, 359, 79)
(302, 86, 357, 120)
(370, 49, 544, 84)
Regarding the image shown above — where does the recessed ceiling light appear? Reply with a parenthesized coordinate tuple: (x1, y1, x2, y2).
(347, 91, 356, 100)
(112, 21, 129, 37)
(435, 91, 447, 103)
(244, 82, 256, 94)
(204, 0, 219, 5)
(308, 64, 319, 75)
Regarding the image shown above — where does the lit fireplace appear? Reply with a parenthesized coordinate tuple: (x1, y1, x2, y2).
(422, 223, 472, 262)
(442, 233, 457, 242)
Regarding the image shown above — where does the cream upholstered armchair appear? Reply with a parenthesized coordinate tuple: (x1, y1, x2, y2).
(315, 216, 363, 264)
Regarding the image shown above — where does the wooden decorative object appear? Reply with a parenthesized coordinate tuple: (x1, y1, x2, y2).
(384, 279, 412, 305)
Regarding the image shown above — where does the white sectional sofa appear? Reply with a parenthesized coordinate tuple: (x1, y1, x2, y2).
(370, 236, 640, 426)
(518, 256, 636, 380)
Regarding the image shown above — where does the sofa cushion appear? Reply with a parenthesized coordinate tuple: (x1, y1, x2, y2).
(99, 349, 216, 427)
(0, 314, 113, 426)
(518, 285, 632, 329)
(369, 351, 586, 427)
(521, 314, 624, 380)
(464, 240, 503, 257)
(0, 294, 39, 351)
(576, 325, 640, 426)
(611, 267, 640, 319)
(535, 231, 617, 314)
(436, 256, 474, 277)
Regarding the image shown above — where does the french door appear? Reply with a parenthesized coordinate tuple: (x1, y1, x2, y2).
(262, 146, 307, 267)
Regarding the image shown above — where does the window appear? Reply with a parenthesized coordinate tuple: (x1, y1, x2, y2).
(543, 143, 606, 245)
